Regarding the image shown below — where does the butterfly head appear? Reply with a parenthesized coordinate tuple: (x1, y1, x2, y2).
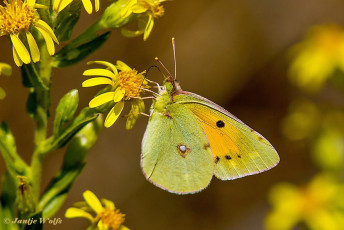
(163, 78, 182, 95)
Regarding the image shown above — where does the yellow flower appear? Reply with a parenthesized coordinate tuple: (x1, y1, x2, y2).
(0, 63, 12, 100)
(281, 99, 321, 141)
(83, 60, 147, 128)
(0, 0, 59, 66)
(121, 0, 166, 40)
(53, 0, 99, 14)
(288, 24, 344, 93)
(265, 174, 344, 230)
(65, 190, 129, 230)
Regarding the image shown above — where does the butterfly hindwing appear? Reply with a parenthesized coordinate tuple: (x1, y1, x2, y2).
(174, 92, 280, 180)
(141, 102, 213, 194)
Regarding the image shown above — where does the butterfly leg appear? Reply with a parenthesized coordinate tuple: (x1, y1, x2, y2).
(130, 96, 156, 100)
(122, 112, 151, 117)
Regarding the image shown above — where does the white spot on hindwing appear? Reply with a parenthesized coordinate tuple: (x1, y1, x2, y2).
(177, 144, 190, 158)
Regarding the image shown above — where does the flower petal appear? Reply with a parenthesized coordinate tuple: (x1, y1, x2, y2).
(113, 87, 125, 102)
(54, 0, 73, 12)
(101, 198, 115, 209)
(116, 61, 131, 71)
(65, 207, 94, 222)
(12, 46, 23, 67)
(36, 27, 55, 55)
(10, 35, 30, 64)
(35, 20, 59, 43)
(26, 32, 40, 63)
(0, 63, 12, 76)
(82, 0, 93, 14)
(126, 99, 144, 130)
(87, 61, 118, 75)
(131, 5, 147, 13)
(82, 77, 114, 87)
(105, 101, 124, 128)
(0, 87, 6, 100)
(89, 92, 116, 108)
(53, 0, 62, 11)
(27, 0, 36, 7)
(34, 4, 49, 8)
(120, 0, 136, 18)
(144, 15, 154, 41)
(119, 226, 130, 230)
(83, 190, 104, 214)
(98, 221, 107, 230)
(121, 28, 144, 38)
(83, 68, 117, 80)
(95, 0, 99, 12)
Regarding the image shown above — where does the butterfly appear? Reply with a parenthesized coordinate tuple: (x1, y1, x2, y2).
(141, 39, 279, 194)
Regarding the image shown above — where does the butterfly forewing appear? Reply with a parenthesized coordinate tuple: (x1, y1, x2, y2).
(175, 92, 280, 180)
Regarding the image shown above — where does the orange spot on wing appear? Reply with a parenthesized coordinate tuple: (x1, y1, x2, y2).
(188, 105, 241, 160)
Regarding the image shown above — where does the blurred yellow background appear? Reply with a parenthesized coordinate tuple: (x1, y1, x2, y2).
(1, 0, 344, 229)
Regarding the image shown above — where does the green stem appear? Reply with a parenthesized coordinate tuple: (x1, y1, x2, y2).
(66, 18, 108, 49)
(30, 150, 44, 204)
(30, 46, 52, 205)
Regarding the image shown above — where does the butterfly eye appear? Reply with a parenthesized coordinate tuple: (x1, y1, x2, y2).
(165, 82, 174, 92)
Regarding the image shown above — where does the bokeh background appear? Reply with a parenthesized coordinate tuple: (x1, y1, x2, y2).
(1, 0, 344, 229)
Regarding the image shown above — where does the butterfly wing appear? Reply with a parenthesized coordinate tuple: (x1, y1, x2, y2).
(174, 92, 280, 180)
(141, 102, 213, 194)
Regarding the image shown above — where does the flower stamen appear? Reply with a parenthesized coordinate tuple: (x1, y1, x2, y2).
(0, 0, 37, 36)
(98, 207, 126, 230)
(117, 69, 147, 100)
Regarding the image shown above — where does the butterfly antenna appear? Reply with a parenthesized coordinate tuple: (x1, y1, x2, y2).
(137, 65, 163, 95)
(155, 57, 173, 81)
(172, 37, 177, 80)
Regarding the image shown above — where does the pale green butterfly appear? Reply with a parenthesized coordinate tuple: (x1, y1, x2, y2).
(141, 39, 279, 194)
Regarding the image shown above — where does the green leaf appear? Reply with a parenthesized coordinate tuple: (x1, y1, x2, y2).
(0, 122, 17, 157)
(53, 89, 79, 136)
(0, 171, 20, 230)
(42, 107, 98, 152)
(0, 122, 28, 176)
(55, 1, 82, 41)
(40, 165, 84, 218)
(40, 117, 102, 217)
(21, 63, 49, 90)
(53, 32, 111, 68)
(41, 193, 67, 218)
(62, 116, 103, 169)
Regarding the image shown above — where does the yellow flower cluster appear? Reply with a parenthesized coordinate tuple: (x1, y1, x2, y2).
(266, 174, 344, 230)
(83, 60, 148, 128)
(65, 190, 129, 230)
(121, 0, 166, 40)
(0, 0, 58, 66)
(289, 24, 344, 93)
